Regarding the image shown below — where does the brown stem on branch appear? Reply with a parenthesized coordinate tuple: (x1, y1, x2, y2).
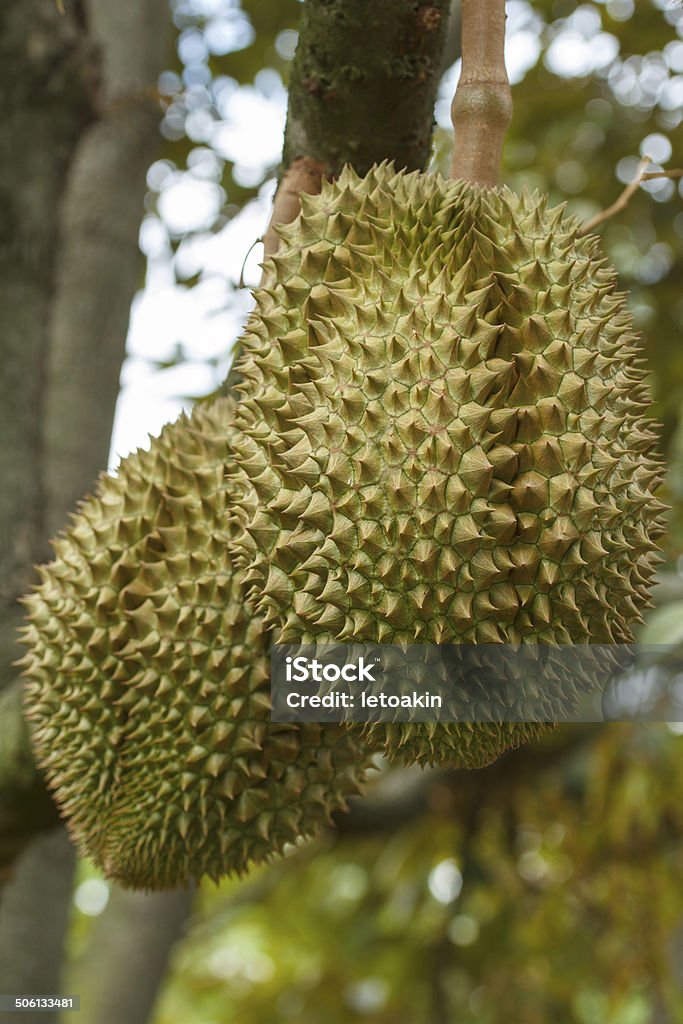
(450, 0, 511, 186)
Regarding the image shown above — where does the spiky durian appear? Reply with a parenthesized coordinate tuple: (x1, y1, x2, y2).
(231, 163, 666, 767)
(21, 397, 373, 890)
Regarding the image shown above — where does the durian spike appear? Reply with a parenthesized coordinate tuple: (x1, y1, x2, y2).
(450, 0, 511, 187)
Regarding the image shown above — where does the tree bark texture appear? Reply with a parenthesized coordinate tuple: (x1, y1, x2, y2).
(0, 0, 97, 694)
(223, 0, 453, 393)
(283, 0, 451, 178)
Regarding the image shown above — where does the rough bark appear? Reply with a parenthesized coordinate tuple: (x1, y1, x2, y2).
(283, 0, 452, 177)
(69, 887, 195, 1024)
(223, 0, 453, 392)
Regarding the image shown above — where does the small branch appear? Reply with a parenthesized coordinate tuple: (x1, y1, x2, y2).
(579, 157, 683, 236)
(641, 169, 683, 180)
(450, 0, 512, 186)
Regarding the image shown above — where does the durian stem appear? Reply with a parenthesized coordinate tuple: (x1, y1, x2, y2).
(450, 0, 511, 187)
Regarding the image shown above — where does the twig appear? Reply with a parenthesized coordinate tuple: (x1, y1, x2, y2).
(238, 236, 263, 289)
(641, 169, 683, 180)
(579, 157, 683, 236)
(450, 0, 512, 186)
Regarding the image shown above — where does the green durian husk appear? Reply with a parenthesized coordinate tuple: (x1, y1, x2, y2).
(230, 162, 667, 768)
(21, 397, 374, 890)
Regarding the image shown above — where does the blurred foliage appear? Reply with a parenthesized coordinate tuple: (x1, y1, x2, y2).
(65, 1, 683, 1022)
(144, 726, 683, 1024)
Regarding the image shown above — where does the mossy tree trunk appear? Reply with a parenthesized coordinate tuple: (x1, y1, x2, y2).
(283, 0, 451, 176)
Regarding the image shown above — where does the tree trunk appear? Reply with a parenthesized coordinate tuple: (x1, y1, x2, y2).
(283, 0, 451, 177)
(0, 0, 97, 693)
(0, 0, 172, 1001)
(68, 888, 195, 1024)
(0, 829, 76, 1024)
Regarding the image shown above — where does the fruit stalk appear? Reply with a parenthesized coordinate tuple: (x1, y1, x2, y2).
(450, 0, 511, 186)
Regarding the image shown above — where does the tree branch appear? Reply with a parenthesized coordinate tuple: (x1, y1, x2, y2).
(262, 0, 454, 264)
(579, 156, 683, 236)
(450, 0, 511, 186)
(67, 887, 195, 1024)
(0, 829, 76, 1024)
(224, 0, 453, 386)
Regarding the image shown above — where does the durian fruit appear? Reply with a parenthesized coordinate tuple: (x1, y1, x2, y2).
(21, 397, 373, 890)
(231, 162, 666, 767)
